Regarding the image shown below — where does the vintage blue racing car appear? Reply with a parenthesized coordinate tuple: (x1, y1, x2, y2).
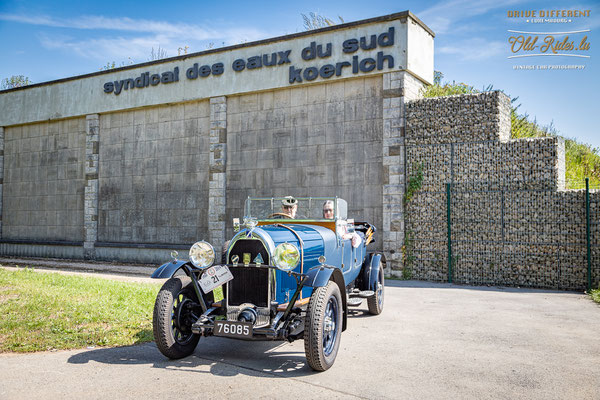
(151, 196, 384, 371)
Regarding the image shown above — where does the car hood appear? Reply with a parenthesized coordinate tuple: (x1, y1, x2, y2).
(231, 224, 338, 271)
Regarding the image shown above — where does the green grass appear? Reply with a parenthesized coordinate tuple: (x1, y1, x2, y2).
(590, 288, 600, 304)
(0, 267, 161, 353)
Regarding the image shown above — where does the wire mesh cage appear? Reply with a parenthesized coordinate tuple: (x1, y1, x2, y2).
(405, 178, 599, 291)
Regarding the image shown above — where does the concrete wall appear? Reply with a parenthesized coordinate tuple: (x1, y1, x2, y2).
(0, 72, 415, 264)
(97, 101, 211, 245)
(0, 73, 409, 263)
(225, 77, 384, 247)
(404, 92, 599, 290)
(0, 11, 434, 265)
(3, 118, 86, 241)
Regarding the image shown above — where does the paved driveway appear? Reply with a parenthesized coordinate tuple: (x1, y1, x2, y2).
(1, 280, 599, 399)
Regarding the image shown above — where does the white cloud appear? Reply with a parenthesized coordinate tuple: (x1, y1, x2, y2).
(1, 12, 272, 62)
(1, 13, 219, 37)
(417, 0, 525, 34)
(39, 33, 169, 61)
(438, 39, 505, 60)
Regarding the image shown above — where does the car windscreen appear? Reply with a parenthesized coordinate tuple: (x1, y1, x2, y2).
(245, 197, 346, 220)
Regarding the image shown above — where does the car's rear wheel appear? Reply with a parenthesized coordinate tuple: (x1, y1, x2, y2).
(367, 266, 384, 315)
(304, 281, 342, 371)
(153, 276, 201, 359)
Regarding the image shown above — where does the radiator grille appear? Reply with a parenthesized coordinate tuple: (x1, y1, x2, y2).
(227, 239, 271, 307)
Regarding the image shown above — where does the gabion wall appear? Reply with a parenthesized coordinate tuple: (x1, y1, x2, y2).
(404, 91, 599, 290)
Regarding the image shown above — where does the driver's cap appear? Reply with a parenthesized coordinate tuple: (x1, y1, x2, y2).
(281, 196, 297, 207)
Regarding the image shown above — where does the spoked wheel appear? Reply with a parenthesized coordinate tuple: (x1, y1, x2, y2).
(367, 266, 384, 315)
(153, 276, 201, 359)
(322, 293, 340, 356)
(304, 281, 343, 371)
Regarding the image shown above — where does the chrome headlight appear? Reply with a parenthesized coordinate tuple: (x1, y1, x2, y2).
(189, 241, 215, 269)
(273, 243, 300, 272)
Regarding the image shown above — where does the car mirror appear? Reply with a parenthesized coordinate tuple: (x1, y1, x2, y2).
(233, 218, 240, 232)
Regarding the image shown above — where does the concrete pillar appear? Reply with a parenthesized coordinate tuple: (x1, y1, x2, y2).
(0, 127, 3, 239)
(84, 115, 99, 259)
(382, 71, 425, 277)
(209, 97, 227, 252)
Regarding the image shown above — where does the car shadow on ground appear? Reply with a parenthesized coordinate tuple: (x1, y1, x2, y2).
(67, 338, 317, 378)
(347, 308, 376, 318)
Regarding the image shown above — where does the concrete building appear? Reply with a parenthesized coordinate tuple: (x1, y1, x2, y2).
(0, 11, 434, 268)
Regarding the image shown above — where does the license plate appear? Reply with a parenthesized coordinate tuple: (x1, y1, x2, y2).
(199, 265, 233, 294)
(214, 320, 253, 338)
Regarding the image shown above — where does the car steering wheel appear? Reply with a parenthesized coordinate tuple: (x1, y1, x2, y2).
(267, 212, 292, 218)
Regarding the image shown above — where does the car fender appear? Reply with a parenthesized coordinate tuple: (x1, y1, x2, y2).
(305, 265, 335, 288)
(151, 260, 192, 279)
(360, 253, 382, 292)
(305, 266, 348, 331)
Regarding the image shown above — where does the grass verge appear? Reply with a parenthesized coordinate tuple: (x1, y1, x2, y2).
(0, 267, 161, 353)
(590, 288, 600, 304)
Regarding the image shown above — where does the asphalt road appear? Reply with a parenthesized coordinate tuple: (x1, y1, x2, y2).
(1, 278, 599, 399)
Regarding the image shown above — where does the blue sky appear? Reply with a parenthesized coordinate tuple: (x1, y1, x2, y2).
(0, 0, 598, 148)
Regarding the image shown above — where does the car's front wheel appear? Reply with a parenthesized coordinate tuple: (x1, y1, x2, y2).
(153, 276, 201, 359)
(304, 281, 342, 371)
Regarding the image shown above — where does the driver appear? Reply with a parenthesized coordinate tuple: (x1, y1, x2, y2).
(281, 196, 298, 218)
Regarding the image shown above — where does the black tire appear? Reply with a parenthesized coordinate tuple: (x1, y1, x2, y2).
(304, 281, 343, 371)
(367, 266, 384, 315)
(153, 276, 201, 359)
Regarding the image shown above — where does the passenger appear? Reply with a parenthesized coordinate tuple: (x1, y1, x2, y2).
(322, 200, 334, 219)
(324, 200, 362, 248)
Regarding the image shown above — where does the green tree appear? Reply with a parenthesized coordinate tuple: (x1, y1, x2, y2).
(1, 75, 32, 89)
